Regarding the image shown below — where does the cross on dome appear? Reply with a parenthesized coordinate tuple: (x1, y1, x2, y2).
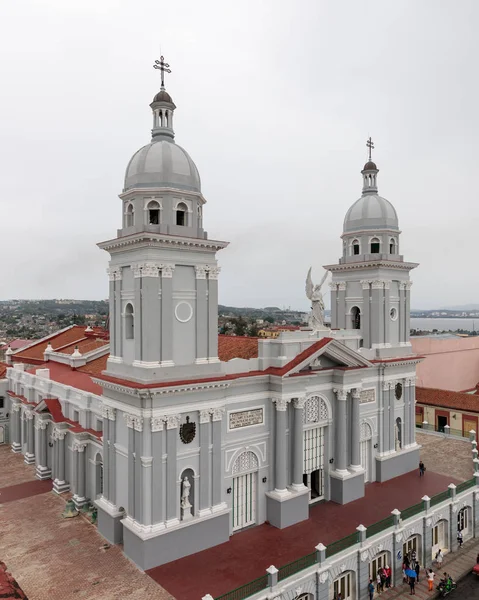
(366, 136, 374, 161)
(153, 55, 172, 90)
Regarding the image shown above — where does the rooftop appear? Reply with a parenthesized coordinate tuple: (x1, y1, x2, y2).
(417, 386, 479, 413)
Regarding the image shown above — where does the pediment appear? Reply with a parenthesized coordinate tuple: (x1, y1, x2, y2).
(284, 339, 373, 376)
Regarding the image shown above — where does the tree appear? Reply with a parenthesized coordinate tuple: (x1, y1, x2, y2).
(233, 317, 248, 337)
(249, 321, 259, 337)
(264, 316, 275, 324)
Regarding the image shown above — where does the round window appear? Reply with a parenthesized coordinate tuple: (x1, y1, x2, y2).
(390, 307, 398, 321)
(395, 383, 403, 400)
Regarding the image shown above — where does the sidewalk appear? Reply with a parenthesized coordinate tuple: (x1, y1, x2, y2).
(377, 538, 479, 600)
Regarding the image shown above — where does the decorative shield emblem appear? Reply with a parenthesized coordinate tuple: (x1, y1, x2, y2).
(180, 416, 196, 444)
(395, 382, 403, 400)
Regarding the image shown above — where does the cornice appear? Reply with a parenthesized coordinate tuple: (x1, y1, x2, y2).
(92, 376, 231, 397)
(98, 232, 228, 254)
(119, 186, 206, 205)
(340, 227, 402, 239)
(324, 260, 419, 273)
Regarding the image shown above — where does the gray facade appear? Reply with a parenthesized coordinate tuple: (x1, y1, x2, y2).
(7, 83, 422, 573)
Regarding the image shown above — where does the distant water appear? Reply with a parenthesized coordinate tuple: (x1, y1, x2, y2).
(411, 317, 479, 332)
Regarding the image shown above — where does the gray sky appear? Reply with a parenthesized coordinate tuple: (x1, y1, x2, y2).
(1, 0, 478, 311)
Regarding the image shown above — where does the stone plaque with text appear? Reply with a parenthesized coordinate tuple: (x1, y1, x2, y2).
(360, 389, 375, 404)
(229, 408, 264, 430)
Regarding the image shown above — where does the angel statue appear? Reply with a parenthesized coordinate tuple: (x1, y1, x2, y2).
(305, 267, 329, 332)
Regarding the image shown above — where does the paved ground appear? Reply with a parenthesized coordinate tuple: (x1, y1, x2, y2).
(0, 445, 173, 600)
(149, 457, 466, 599)
(416, 431, 474, 482)
(383, 536, 479, 599)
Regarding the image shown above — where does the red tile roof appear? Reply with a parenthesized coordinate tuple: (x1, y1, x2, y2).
(218, 335, 259, 361)
(56, 337, 109, 355)
(77, 354, 109, 376)
(0, 561, 28, 599)
(416, 386, 479, 413)
(26, 361, 103, 395)
(40, 398, 102, 439)
(1, 339, 32, 351)
(0, 361, 9, 379)
(13, 326, 108, 364)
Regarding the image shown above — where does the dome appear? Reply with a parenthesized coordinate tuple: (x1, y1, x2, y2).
(362, 161, 377, 171)
(152, 90, 174, 104)
(124, 140, 201, 193)
(344, 194, 398, 233)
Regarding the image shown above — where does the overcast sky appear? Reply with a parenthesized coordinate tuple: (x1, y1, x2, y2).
(1, 0, 478, 311)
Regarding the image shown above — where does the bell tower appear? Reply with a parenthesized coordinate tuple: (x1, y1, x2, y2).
(99, 58, 228, 383)
(325, 141, 418, 359)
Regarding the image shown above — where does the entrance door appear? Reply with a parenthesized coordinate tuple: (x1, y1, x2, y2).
(432, 521, 446, 560)
(232, 472, 257, 532)
(403, 535, 418, 558)
(463, 417, 477, 438)
(369, 551, 388, 581)
(436, 415, 448, 433)
(333, 572, 353, 600)
(361, 439, 371, 482)
(303, 427, 325, 501)
(0, 425, 4, 444)
(458, 508, 468, 537)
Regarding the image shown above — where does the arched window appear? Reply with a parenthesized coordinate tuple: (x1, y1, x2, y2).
(125, 303, 134, 339)
(370, 237, 380, 253)
(351, 306, 361, 329)
(147, 200, 160, 225)
(395, 417, 402, 450)
(389, 238, 397, 254)
(352, 239, 360, 255)
(125, 203, 134, 227)
(176, 202, 188, 226)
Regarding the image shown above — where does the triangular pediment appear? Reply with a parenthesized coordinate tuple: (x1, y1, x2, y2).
(282, 338, 373, 376)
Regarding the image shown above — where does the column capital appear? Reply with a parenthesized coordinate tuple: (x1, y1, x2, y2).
(133, 264, 143, 278)
(360, 279, 372, 289)
(333, 388, 348, 401)
(405, 377, 416, 387)
(382, 381, 392, 391)
(337, 281, 347, 291)
(124, 413, 143, 431)
(11, 403, 21, 413)
(371, 279, 385, 289)
(292, 397, 306, 409)
(383, 280, 392, 290)
(329, 282, 338, 291)
(107, 267, 122, 281)
(140, 456, 153, 467)
(161, 264, 175, 278)
(141, 263, 160, 278)
(108, 407, 116, 421)
(199, 409, 211, 424)
(24, 409, 34, 420)
(210, 407, 225, 422)
(405, 281, 413, 290)
(151, 416, 166, 432)
(272, 397, 291, 411)
(195, 265, 208, 279)
(53, 428, 68, 441)
(351, 388, 362, 400)
(208, 266, 221, 280)
(35, 418, 49, 430)
(166, 414, 181, 429)
(73, 440, 88, 453)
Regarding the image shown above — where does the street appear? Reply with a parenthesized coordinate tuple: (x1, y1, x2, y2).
(452, 572, 479, 598)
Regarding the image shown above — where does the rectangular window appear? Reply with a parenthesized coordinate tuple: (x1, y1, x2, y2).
(371, 242, 380, 253)
(149, 209, 160, 224)
(0, 396, 4, 409)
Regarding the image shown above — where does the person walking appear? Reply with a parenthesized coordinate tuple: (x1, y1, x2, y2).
(419, 461, 425, 476)
(368, 579, 375, 600)
(409, 574, 416, 595)
(457, 528, 463, 548)
(376, 571, 382, 594)
(435, 548, 444, 567)
(414, 561, 421, 583)
(385, 565, 391, 588)
(427, 569, 435, 592)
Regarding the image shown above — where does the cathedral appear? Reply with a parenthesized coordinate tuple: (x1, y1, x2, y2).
(3, 65, 421, 571)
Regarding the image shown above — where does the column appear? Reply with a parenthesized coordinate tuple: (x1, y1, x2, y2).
(384, 281, 391, 345)
(199, 409, 211, 515)
(53, 429, 69, 493)
(166, 414, 180, 524)
(140, 264, 161, 363)
(108, 409, 117, 504)
(114, 271, 122, 358)
(73, 440, 87, 507)
(35, 419, 51, 479)
(334, 389, 348, 473)
(133, 417, 143, 522)
(141, 456, 153, 526)
(160, 265, 175, 366)
(403, 382, 410, 448)
(398, 282, 406, 344)
(207, 268, 220, 361)
(409, 378, 416, 445)
(107, 269, 117, 357)
(405, 282, 412, 342)
(273, 398, 290, 493)
(389, 383, 396, 452)
(371, 280, 384, 347)
(292, 398, 306, 490)
(151, 416, 165, 523)
(126, 416, 135, 517)
(361, 280, 371, 348)
(195, 266, 208, 363)
(24, 409, 35, 464)
(381, 381, 390, 453)
(330, 283, 338, 329)
(337, 282, 346, 329)
(102, 408, 110, 499)
(133, 266, 143, 362)
(350, 389, 361, 469)
(211, 407, 224, 507)
(11, 402, 21, 452)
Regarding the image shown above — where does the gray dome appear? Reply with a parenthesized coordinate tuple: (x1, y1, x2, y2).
(124, 140, 201, 193)
(344, 194, 398, 233)
(152, 90, 174, 104)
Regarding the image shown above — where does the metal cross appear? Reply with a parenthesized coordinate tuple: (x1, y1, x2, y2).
(366, 137, 374, 161)
(153, 56, 171, 88)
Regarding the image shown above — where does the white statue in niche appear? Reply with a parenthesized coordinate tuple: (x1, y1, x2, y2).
(305, 267, 329, 332)
(181, 475, 193, 520)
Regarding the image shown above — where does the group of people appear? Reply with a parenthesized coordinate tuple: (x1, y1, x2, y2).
(375, 565, 392, 593)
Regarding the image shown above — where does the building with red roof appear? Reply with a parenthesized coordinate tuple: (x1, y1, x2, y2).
(4, 71, 423, 592)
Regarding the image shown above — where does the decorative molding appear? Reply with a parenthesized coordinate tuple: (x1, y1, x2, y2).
(151, 416, 166, 432)
(140, 456, 153, 467)
(166, 414, 181, 429)
(208, 267, 221, 280)
(361, 279, 372, 289)
(303, 396, 329, 423)
(52, 428, 68, 441)
(351, 388, 362, 400)
(124, 414, 135, 429)
(371, 280, 384, 289)
(319, 571, 329, 583)
(11, 403, 21, 413)
(161, 265, 175, 278)
(333, 388, 348, 401)
(382, 381, 392, 391)
(24, 410, 34, 421)
(199, 409, 211, 424)
(133, 416, 143, 432)
(272, 398, 290, 412)
(195, 265, 208, 280)
(292, 397, 306, 410)
(73, 441, 87, 453)
(107, 267, 122, 281)
(360, 388, 376, 404)
(142, 263, 160, 278)
(98, 231, 228, 254)
(329, 282, 338, 291)
(337, 281, 347, 291)
(133, 264, 143, 278)
(35, 419, 49, 430)
(210, 407, 225, 422)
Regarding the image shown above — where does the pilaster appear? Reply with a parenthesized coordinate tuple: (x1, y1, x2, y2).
(72, 440, 88, 508)
(52, 428, 69, 494)
(108, 408, 117, 505)
(329, 283, 338, 329)
(24, 409, 35, 464)
(361, 280, 371, 348)
(166, 414, 180, 525)
(207, 268, 220, 361)
(11, 402, 21, 453)
(102, 407, 110, 500)
(133, 266, 143, 362)
(337, 282, 346, 329)
(35, 418, 51, 480)
(210, 407, 224, 508)
(195, 266, 208, 363)
(333, 389, 348, 473)
(151, 415, 166, 524)
(371, 280, 384, 348)
(350, 388, 361, 469)
(272, 398, 290, 493)
(160, 265, 175, 366)
(292, 397, 306, 491)
(199, 409, 211, 515)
